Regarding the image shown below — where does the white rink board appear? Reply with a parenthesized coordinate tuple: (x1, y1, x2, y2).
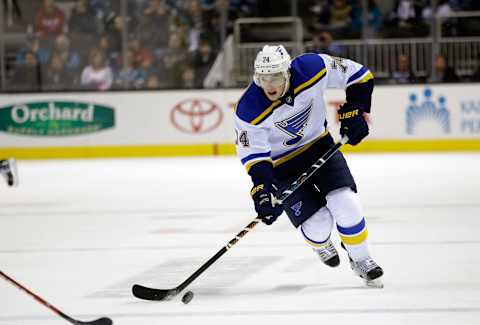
(0, 84, 479, 149)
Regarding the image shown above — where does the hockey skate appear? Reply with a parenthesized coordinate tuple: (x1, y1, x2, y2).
(313, 238, 340, 267)
(0, 158, 18, 187)
(341, 243, 383, 288)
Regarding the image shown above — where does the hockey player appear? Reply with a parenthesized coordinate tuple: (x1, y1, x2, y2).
(0, 158, 18, 187)
(235, 45, 383, 286)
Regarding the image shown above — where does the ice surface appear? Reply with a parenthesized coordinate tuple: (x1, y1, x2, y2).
(1, 153, 480, 325)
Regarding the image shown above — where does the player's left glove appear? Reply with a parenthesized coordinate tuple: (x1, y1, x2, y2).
(338, 102, 369, 145)
(250, 182, 283, 225)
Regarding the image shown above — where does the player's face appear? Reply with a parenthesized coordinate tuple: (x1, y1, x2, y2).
(257, 73, 286, 101)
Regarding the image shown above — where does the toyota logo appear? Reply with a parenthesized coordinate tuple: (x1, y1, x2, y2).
(170, 98, 223, 134)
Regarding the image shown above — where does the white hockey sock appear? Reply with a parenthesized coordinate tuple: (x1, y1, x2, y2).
(326, 187, 371, 261)
(300, 206, 333, 248)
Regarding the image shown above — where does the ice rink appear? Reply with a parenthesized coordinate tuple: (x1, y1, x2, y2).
(1, 153, 480, 325)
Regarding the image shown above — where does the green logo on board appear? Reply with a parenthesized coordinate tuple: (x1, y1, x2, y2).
(0, 101, 115, 136)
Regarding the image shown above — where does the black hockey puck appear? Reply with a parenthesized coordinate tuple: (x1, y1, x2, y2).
(182, 291, 194, 304)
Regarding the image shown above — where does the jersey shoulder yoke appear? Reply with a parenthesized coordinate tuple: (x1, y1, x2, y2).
(290, 53, 327, 94)
(235, 83, 282, 125)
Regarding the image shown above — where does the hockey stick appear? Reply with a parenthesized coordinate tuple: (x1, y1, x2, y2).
(0, 270, 113, 325)
(132, 135, 349, 301)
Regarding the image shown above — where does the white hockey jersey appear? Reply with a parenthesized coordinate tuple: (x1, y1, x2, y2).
(235, 53, 373, 175)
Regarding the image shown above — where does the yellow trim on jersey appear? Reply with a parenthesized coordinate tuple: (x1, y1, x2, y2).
(251, 100, 282, 125)
(294, 68, 327, 95)
(273, 131, 329, 167)
(355, 71, 374, 84)
(245, 158, 273, 172)
(340, 229, 369, 245)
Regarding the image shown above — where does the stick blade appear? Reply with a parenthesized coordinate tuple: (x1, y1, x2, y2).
(132, 284, 176, 301)
(75, 317, 113, 325)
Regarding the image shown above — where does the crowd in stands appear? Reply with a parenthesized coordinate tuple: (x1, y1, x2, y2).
(6, 0, 258, 91)
(2, 0, 480, 91)
(305, 0, 480, 39)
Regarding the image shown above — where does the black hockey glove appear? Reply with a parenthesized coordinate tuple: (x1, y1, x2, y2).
(250, 182, 283, 225)
(338, 102, 369, 146)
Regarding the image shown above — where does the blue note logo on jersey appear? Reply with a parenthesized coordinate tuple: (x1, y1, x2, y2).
(406, 88, 450, 135)
(275, 101, 313, 146)
(290, 201, 303, 217)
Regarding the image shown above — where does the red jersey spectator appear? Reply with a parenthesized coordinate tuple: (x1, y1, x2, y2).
(34, 0, 65, 37)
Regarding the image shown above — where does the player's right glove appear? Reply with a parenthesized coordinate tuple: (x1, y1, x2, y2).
(250, 182, 283, 225)
(338, 102, 369, 145)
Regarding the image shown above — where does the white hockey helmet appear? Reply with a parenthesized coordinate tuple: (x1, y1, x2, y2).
(253, 45, 291, 93)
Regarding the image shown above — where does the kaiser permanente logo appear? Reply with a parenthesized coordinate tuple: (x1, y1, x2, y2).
(406, 88, 450, 135)
(0, 101, 115, 136)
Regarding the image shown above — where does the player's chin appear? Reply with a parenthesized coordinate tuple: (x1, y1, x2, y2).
(265, 91, 280, 101)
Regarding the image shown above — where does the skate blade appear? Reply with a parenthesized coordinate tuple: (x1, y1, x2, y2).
(365, 278, 384, 288)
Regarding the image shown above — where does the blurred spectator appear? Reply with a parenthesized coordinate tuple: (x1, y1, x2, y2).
(180, 65, 196, 88)
(127, 38, 154, 69)
(69, 0, 99, 46)
(308, 0, 331, 30)
(90, 0, 140, 28)
(184, 0, 206, 52)
(97, 34, 119, 70)
(328, 0, 353, 38)
(139, 0, 172, 49)
(11, 51, 42, 92)
(165, 32, 189, 64)
(429, 54, 460, 83)
(80, 49, 113, 90)
(53, 34, 81, 74)
(42, 52, 74, 91)
(351, 0, 383, 38)
(136, 55, 159, 88)
(105, 16, 125, 54)
(34, 0, 65, 38)
(145, 74, 160, 89)
(390, 54, 419, 84)
(16, 37, 50, 66)
(202, 10, 223, 50)
(221, 0, 258, 34)
(422, 0, 456, 36)
(192, 39, 216, 86)
(157, 51, 182, 88)
(386, 0, 429, 37)
(114, 51, 140, 89)
(309, 30, 344, 57)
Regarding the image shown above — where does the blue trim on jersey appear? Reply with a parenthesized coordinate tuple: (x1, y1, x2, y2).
(347, 66, 368, 84)
(290, 54, 326, 93)
(235, 83, 279, 124)
(337, 218, 366, 235)
(241, 151, 271, 165)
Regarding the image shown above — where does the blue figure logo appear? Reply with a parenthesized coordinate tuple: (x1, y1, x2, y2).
(406, 88, 450, 134)
(290, 201, 303, 217)
(275, 101, 313, 146)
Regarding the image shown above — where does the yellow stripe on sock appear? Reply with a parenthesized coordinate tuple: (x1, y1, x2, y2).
(340, 229, 369, 245)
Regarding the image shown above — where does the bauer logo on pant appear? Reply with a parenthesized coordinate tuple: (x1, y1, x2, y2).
(0, 101, 115, 136)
